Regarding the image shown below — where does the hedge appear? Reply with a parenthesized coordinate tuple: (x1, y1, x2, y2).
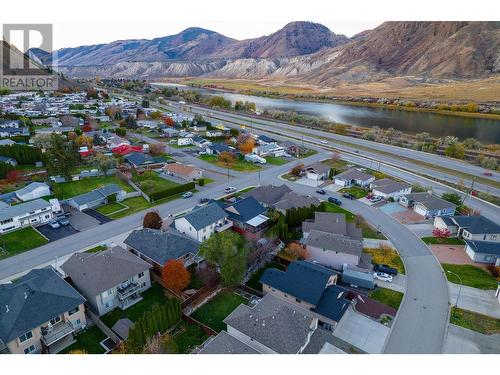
(149, 181, 195, 201)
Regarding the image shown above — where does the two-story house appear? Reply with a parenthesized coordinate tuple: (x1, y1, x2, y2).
(0, 268, 86, 354)
(61, 246, 151, 316)
(174, 202, 232, 242)
(0, 198, 59, 234)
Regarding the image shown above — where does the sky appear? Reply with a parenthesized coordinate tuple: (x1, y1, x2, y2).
(1, 0, 497, 49)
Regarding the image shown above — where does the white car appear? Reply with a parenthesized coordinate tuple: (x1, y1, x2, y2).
(224, 187, 237, 193)
(373, 272, 393, 283)
(320, 140, 328, 144)
(370, 195, 383, 203)
(48, 219, 60, 229)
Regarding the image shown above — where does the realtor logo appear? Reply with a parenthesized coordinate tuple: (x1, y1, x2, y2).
(1, 24, 58, 91)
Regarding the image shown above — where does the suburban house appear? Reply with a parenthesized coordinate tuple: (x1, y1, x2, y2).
(305, 230, 364, 269)
(15, 182, 51, 202)
(400, 192, 457, 218)
(205, 143, 233, 156)
(464, 241, 500, 265)
(124, 228, 201, 273)
(257, 135, 277, 145)
(61, 246, 151, 316)
(260, 261, 350, 330)
(161, 127, 180, 138)
(214, 197, 269, 238)
(0, 119, 20, 128)
(434, 215, 500, 242)
(244, 153, 266, 164)
(0, 268, 86, 354)
(370, 178, 412, 200)
(177, 137, 193, 146)
(198, 331, 259, 354)
(174, 202, 232, 242)
(137, 120, 160, 129)
(0, 127, 29, 137)
(164, 163, 203, 181)
(245, 184, 321, 213)
(0, 198, 59, 234)
(0, 156, 17, 166)
(67, 183, 126, 211)
(104, 135, 130, 149)
(124, 152, 165, 169)
(304, 162, 331, 181)
(334, 168, 375, 187)
(0, 139, 16, 146)
(31, 117, 61, 127)
(206, 130, 223, 138)
(282, 141, 305, 157)
(191, 135, 212, 148)
(302, 212, 362, 240)
(253, 144, 286, 157)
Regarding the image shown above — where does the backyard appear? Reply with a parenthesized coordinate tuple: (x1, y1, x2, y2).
(442, 264, 498, 290)
(60, 325, 107, 354)
(53, 176, 134, 199)
(450, 308, 500, 335)
(0, 227, 49, 260)
(171, 320, 209, 354)
(369, 288, 404, 310)
(363, 247, 405, 274)
(190, 290, 248, 332)
(199, 154, 260, 172)
(246, 261, 287, 292)
(132, 171, 180, 195)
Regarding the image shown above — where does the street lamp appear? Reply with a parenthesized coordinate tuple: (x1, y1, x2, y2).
(446, 270, 463, 318)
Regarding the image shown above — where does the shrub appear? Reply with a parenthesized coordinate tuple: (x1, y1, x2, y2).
(486, 265, 500, 278)
(115, 128, 126, 136)
(197, 178, 205, 186)
(143, 211, 162, 229)
(149, 182, 195, 201)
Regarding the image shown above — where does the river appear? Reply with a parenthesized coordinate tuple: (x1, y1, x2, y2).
(151, 83, 500, 144)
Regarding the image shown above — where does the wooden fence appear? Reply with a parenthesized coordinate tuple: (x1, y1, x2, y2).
(86, 308, 122, 344)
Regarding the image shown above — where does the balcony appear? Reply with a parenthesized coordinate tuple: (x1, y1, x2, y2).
(42, 321, 75, 346)
(117, 282, 141, 301)
(214, 220, 233, 232)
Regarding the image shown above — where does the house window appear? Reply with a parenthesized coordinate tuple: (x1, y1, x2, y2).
(295, 298, 302, 303)
(45, 215, 50, 219)
(138, 272, 144, 278)
(68, 306, 79, 316)
(75, 319, 81, 326)
(19, 330, 33, 343)
(50, 316, 61, 325)
(24, 345, 36, 354)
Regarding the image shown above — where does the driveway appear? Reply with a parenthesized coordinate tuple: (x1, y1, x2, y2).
(84, 209, 113, 224)
(333, 308, 390, 354)
(37, 224, 79, 242)
(445, 324, 500, 354)
(429, 245, 473, 265)
(449, 282, 500, 318)
(405, 223, 434, 237)
(64, 207, 101, 231)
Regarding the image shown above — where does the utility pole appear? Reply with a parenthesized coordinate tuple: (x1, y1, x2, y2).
(461, 177, 476, 205)
(446, 270, 463, 318)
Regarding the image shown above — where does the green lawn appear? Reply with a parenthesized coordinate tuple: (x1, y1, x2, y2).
(199, 154, 261, 172)
(85, 245, 107, 253)
(171, 321, 209, 354)
(361, 225, 386, 240)
(0, 227, 49, 260)
(442, 264, 498, 290)
(363, 247, 405, 274)
(450, 308, 500, 335)
(370, 288, 404, 310)
(265, 156, 289, 165)
(54, 176, 134, 199)
(59, 325, 107, 354)
(101, 283, 171, 327)
(281, 172, 299, 181)
(324, 202, 355, 221)
(190, 290, 248, 332)
(421, 237, 465, 245)
(246, 261, 287, 292)
(339, 186, 368, 199)
(188, 270, 204, 290)
(96, 202, 127, 215)
(132, 171, 180, 195)
(298, 149, 317, 158)
(322, 158, 348, 173)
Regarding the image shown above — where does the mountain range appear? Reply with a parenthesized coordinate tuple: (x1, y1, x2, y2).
(30, 21, 500, 83)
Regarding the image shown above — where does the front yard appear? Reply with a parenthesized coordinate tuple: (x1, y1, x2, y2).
(324, 202, 355, 221)
(363, 247, 405, 274)
(246, 261, 287, 292)
(190, 290, 248, 332)
(442, 264, 498, 290)
(0, 227, 49, 260)
(369, 288, 404, 310)
(132, 171, 180, 195)
(199, 154, 261, 172)
(422, 237, 465, 245)
(101, 283, 171, 327)
(339, 186, 368, 199)
(60, 325, 107, 354)
(54, 176, 134, 199)
(450, 308, 500, 335)
(265, 156, 289, 165)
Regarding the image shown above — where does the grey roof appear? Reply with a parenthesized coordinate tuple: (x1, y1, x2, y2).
(274, 192, 321, 211)
(371, 178, 411, 194)
(451, 216, 500, 235)
(15, 182, 50, 197)
(198, 331, 259, 354)
(0, 139, 16, 146)
(465, 240, 500, 256)
(181, 202, 227, 230)
(0, 198, 51, 221)
(224, 293, 316, 354)
(0, 268, 85, 343)
(244, 184, 291, 206)
(335, 167, 374, 182)
(61, 246, 151, 296)
(124, 228, 199, 266)
(306, 230, 363, 257)
(260, 260, 337, 305)
(70, 183, 123, 206)
(303, 327, 360, 354)
(302, 212, 347, 235)
(403, 192, 457, 211)
(124, 152, 159, 166)
(305, 162, 331, 174)
(258, 135, 276, 143)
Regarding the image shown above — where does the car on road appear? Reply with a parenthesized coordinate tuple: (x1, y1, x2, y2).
(373, 272, 393, 283)
(484, 171, 493, 176)
(224, 187, 237, 193)
(182, 192, 193, 199)
(316, 189, 326, 195)
(328, 197, 342, 205)
(199, 198, 210, 204)
(373, 264, 398, 276)
(48, 219, 60, 229)
(57, 216, 70, 226)
(342, 193, 355, 200)
(369, 195, 383, 203)
(320, 140, 328, 144)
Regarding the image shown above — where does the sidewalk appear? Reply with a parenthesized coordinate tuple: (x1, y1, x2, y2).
(449, 282, 500, 319)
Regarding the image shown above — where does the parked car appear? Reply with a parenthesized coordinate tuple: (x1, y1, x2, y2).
(57, 216, 70, 226)
(316, 189, 326, 195)
(369, 195, 383, 203)
(483, 172, 493, 176)
(328, 197, 342, 205)
(48, 219, 60, 229)
(342, 193, 355, 200)
(373, 264, 398, 276)
(199, 198, 210, 204)
(182, 192, 193, 199)
(320, 140, 328, 144)
(224, 187, 237, 193)
(373, 272, 393, 283)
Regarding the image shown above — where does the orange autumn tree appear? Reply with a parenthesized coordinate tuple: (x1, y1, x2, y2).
(238, 137, 255, 154)
(161, 259, 190, 293)
(284, 242, 309, 261)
